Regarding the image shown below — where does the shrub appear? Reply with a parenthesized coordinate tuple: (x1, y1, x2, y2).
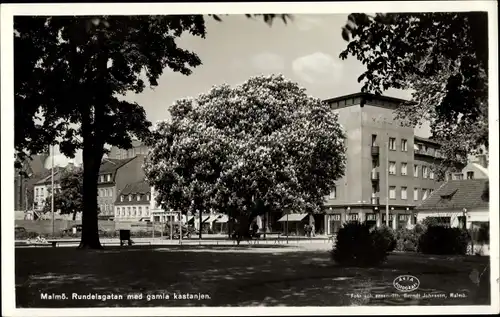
(394, 227, 423, 252)
(331, 221, 392, 267)
(15, 231, 39, 240)
(474, 223, 489, 245)
(372, 225, 396, 252)
(418, 225, 470, 255)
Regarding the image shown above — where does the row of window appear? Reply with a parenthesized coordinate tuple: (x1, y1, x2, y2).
(34, 186, 61, 197)
(114, 147, 148, 160)
(120, 194, 150, 202)
(372, 135, 440, 156)
(328, 213, 413, 222)
(99, 188, 114, 198)
(115, 206, 150, 217)
(99, 174, 112, 183)
(388, 186, 434, 201)
(386, 162, 435, 179)
(451, 171, 475, 180)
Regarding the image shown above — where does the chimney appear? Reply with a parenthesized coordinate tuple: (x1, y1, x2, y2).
(476, 154, 488, 169)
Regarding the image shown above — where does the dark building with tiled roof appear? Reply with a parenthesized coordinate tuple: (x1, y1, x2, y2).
(97, 156, 146, 219)
(114, 180, 151, 221)
(14, 153, 50, 211)
(415, 179, 489, 229)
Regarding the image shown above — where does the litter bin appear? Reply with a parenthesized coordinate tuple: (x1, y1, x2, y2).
(119, 229, 132, 246)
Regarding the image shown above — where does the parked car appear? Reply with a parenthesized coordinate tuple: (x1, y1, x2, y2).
(139, 218, 151, 223)
(165, 223, 196, 239)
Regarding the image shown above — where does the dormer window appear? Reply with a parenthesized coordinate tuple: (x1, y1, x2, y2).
(146, 194, 150, 201)
(137, 194, 141, 201)
(128, 195, 132, 201)
(107, 174, 111, 182)
(120, 195, 124, 202)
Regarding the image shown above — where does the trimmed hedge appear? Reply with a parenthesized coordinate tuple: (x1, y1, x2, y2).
(418, 225, 470, 255)
(331, 221, 393, 267)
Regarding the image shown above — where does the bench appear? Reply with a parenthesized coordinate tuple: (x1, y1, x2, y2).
(31, 240, 77, 247)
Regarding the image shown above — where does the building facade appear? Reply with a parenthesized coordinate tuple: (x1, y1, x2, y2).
(320, 93, 445, 234)
(114, 180, 151, 221)
(97, 156, 146, 219)
(14, 153, 50, 211)
(107, 140, 149, 160)
(33, 168, 63, 212)
(415, 179, 489, 229)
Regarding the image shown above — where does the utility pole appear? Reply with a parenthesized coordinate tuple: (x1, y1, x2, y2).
(385, 137, 390, 227)
(51, 145, 55, 237)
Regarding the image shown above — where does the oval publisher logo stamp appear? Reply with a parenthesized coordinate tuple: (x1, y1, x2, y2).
(393, 275, 420, 292)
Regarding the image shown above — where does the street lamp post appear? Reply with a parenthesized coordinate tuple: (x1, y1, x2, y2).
(385, 138, 390, 226)
(51, 145, 55, 237)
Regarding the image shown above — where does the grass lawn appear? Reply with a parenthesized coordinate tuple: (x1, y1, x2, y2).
(15, 244, 490, 307)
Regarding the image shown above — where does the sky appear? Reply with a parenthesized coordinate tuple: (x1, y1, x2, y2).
(49, 14, 431, 167)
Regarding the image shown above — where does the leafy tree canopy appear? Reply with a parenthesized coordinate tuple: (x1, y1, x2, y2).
(42, 167, 85, 220)
(144, 74, 347, 222)
(340, 12, 488, 174)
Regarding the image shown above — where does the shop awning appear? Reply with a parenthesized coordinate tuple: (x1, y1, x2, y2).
(277, 213, 308, 222)
(215, 215, 229, 223)
(204, 215, 220, 223)
(194, 215, 210, 223)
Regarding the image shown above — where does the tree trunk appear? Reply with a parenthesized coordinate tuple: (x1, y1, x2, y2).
(199, 210, 202, 240)
(78, 147, 104, 249)
(72, 210, 77, 221)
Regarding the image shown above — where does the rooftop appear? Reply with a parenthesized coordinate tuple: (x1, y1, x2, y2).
(323, 92, 411, 107)
(416, 179, 489, 210)
(119, 180, 150, 196)
(99, 157, 135, 174)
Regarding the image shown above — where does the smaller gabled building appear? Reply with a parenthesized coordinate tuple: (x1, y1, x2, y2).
(97, 156, 145, 219)
(114, 180, 151, 221)
(415, 179, 489, 229)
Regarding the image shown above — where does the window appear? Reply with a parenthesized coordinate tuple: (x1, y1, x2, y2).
(104, 189, 108, 197)
(107, 174, 111, 182)
(127, 207, 131, 216)
(429, 170, 435, 180)
(401, 187, 407, 200)
(145, 206, 149, 216)
(371, 134, 377, 146)
(389, 186, 396, 199)
(401, 162, 408, 176)
(146, 194, 150, 201)
(120, 195, 124, 202)
(414, 165, 419, 177)
(453, 173, 464, 180)
(35, 188, 39, 196)
(99, 189, 103, 197)
(104, 204, 108, 212)
(422, 189, 428, 200)
(137, 194, 141, 201)
(329, 186, 337, 199)
(389, 161, 396, 175)
(401, 139, 408, 152)
(422, 166, 428, 179)
(133, 207, 137, 216)
(467, 171, 474, 179)
(389, 137, 396, 150)
(128, 195, 132, 201)
(100, 175, 105, 183)
(138, 206, 142, 216)
(109, 188, 113, 198)
(347, 214, 358, 221)
(116, 207, 120, 216)
(413, 188, 419, 201)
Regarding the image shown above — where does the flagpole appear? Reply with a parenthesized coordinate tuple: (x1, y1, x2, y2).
(386, 132, 390, 227)
(51, 145, 55, 237)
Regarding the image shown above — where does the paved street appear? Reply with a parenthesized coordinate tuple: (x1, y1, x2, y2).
(15, 244, 489, 307)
